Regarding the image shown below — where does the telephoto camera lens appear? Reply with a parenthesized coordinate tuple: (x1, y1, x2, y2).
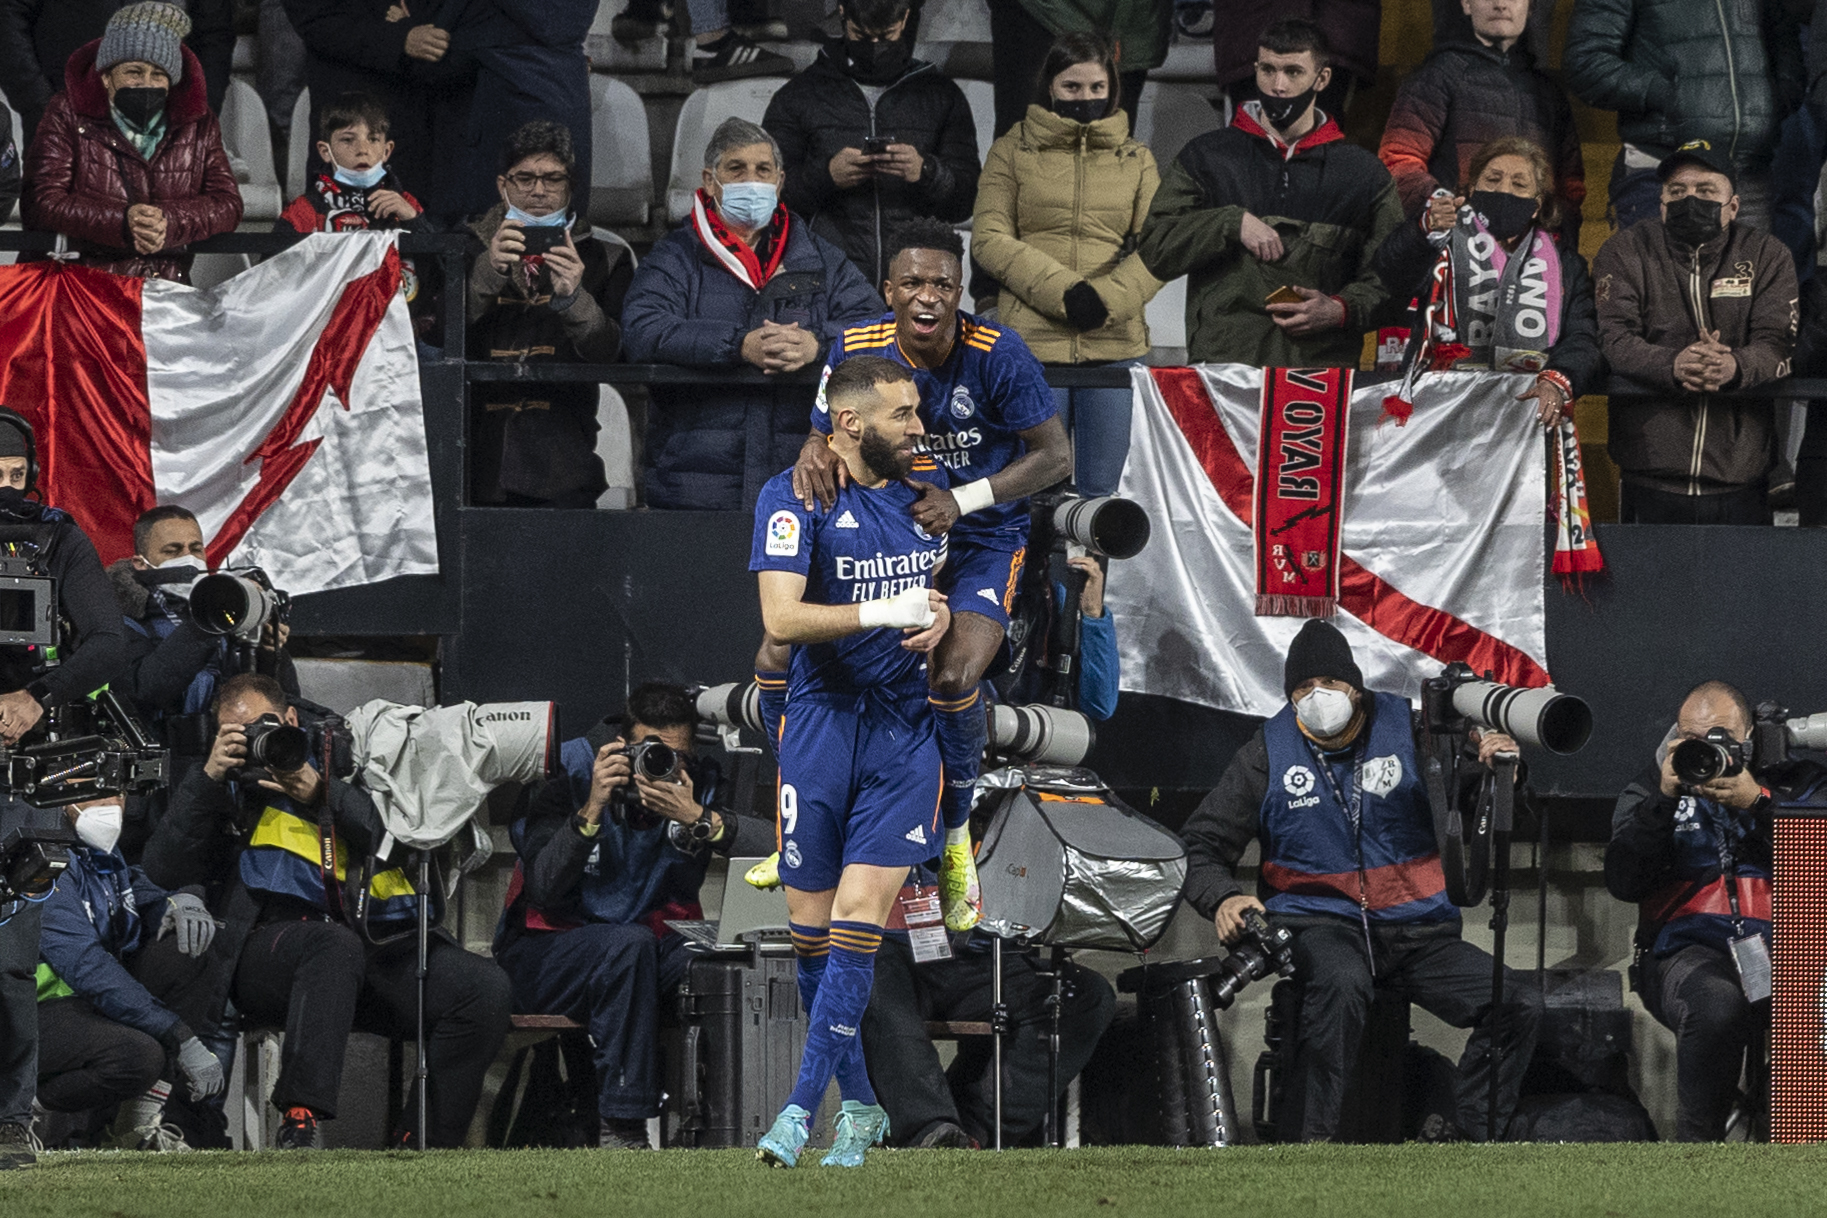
(190, 572, 278, 641)
(1671, 733, 1744, 785)
(242, 714, 311, 772)
(987, 703, 1095, 766)
(1052, 495, 1152, 560)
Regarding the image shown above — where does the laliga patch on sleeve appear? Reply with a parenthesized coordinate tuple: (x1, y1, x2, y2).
(814, 364, 832, 414)
(766, 510, 802, 556)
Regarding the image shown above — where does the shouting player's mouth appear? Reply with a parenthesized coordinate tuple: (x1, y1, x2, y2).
(908, 309, 944, 339)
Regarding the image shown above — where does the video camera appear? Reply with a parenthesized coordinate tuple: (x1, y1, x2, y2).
(1672, 702, 1827, 784)
(0, 689, 168, 808)
(0, 521, 63, 649)
(0, 826, 74, 904)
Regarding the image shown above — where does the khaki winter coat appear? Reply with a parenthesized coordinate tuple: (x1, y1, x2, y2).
(971, 104, 1164, 364)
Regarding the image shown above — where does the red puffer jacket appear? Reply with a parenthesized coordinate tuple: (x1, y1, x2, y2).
(21, 40, 242, 283)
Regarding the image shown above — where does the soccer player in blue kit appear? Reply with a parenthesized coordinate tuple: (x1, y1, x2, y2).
(760, 217, 1073, 934)
(750, 356, 954, 1169)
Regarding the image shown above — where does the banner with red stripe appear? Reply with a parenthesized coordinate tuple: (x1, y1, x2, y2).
(1109, 365, 1552, 718)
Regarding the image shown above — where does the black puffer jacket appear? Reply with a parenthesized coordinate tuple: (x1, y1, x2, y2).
(1377, 38, 1584, 243)
(763, 46, 980, 286)
(1565, 0, 1805, 168)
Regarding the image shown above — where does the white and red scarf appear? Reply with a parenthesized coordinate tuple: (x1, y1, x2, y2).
(1254, 368, 1352, 617)
(690, 188, 791, 290)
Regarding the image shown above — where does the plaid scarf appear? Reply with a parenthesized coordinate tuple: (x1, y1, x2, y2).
(690, 188, 790, 290)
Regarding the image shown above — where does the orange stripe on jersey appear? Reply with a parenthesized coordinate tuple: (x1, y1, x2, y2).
(1002, 546, 1027, 613)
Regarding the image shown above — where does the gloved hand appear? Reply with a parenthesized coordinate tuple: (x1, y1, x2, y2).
(177, 1036, 225, 1100)
(159, 893, 217, 958)
(1062, 280, 1110, 332)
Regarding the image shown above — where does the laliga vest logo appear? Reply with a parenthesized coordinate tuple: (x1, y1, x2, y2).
(1283, 765, 1315, 797)
(950, 386, 976, 419)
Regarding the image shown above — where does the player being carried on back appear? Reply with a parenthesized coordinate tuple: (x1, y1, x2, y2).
(750, 216, 1072, 934)
(751, 356, 952, 1169)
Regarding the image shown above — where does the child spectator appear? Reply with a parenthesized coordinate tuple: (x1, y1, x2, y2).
(277, 92, 422, 234)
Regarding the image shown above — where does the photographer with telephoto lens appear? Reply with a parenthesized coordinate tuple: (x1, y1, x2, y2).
(1604, 680, 1825, 1141)
(139, 674, 510, 1151)
(1179, 619, 1541, 1143)
(494, 683, 773, 1149)
(0, 405, 126, 1170)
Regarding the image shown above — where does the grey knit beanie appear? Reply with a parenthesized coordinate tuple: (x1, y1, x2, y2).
(97, 2, 191, 84)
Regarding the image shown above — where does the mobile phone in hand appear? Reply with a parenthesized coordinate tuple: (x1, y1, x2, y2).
(1265, 285, 1304, 306)
(519, 226, 567, 256)
(863, 134, 894, 156)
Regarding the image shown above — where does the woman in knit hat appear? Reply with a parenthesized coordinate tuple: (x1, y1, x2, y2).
(20, 1, 242, 284)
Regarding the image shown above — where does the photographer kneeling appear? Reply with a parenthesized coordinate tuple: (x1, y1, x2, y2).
(139, 674, 511, 1150)
(1181, 620, 1542, 1142)
(493, 683, 772, 1150)
(1604, 681, 1813, 1141)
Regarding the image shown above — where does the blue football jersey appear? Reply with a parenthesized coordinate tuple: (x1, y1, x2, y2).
(750, 456, 951, 700)
(811, 311, 1057, 551)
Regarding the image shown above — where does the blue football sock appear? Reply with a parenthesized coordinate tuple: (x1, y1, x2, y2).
(929, 686, 987, 831)
(755, 670, 787, 760)
(786, 921, 882, 1114)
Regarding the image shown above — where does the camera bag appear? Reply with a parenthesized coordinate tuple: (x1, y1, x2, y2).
(973, 766, 1187, 952)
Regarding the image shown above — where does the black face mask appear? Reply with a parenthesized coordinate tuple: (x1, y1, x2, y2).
(0, 487, 33, 518)
(844, 35, 912, 84)
(1664, 194, 1726, 248)
(1051, 96, 1110, 125)
(1469, 189, 1539, 242)
(1257, 87, 1316, 132)
(112, 86, 168, 127)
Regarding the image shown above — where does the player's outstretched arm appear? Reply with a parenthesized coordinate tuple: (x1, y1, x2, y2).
(759, 571, 945, 645)
(989, 415, 1073, 503)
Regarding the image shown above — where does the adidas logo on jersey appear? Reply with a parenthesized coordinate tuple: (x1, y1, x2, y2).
(904, 824, 927, 844)
(836, 510, 860, 528)
(977, 588, 1000, 604)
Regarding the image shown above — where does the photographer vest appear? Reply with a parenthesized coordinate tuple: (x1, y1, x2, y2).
(239, 786, 421, 931)
(1258, 691, 1456, 925)
(1640, 794, 1772, 959)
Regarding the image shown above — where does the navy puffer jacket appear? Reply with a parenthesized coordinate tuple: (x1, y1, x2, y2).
(1565, 0, 1805, 168)
(622, 214, 883, 511)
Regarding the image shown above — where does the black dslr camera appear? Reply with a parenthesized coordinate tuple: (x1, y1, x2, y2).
(234, 713, 313, 782)
(1671, 727, 1752, 785)
(609, 737, 683, 828)
(1213, 909, 1297, 1007)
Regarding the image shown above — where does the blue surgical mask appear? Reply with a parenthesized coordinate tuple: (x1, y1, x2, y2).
(333, 161, 388, 189)
(717, 180, 778, 229)
(505, 204, 569, 228)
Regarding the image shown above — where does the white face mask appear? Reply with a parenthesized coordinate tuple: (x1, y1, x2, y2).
(155, 553, 206, 597)
(75, 803, 124, 853)
(1295, 686, 1356, 737)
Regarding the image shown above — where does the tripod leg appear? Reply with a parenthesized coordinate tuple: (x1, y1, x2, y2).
(992, 936, 1004, 1151)
(417, 849, 430, 1150)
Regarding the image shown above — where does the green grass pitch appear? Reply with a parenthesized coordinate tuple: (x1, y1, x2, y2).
(6, 1145, 1827, 1218)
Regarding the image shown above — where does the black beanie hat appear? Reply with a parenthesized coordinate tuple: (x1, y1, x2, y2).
(1283, 618, 1363, 698)
(0, 418, 29, 461)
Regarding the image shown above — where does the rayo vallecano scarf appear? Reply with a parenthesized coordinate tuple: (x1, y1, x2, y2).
(1254, 368, 1352, 617)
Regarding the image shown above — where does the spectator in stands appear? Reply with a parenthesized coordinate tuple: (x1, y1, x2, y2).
(279, 92, 422, 233)
(1430, 0, 1554, 62)
(611, 0, 794, 83)
(1605, 680, 1821, 1140)
(493, 683, 773, 1150)
(0, 97, 16, 223)
(1566, 0, 1803, 232)
(1181, 618, 1541, 1143)
(0, 0, 233, 146)
(467, 120, 631, 508)
(283, 0, 477, 216)
(863, 876, 1116, 1148)
(1213, 0, 1379, 121)
(20, 3, 242, 285)
(1373, 137, 1599, 426)
(984, 0, 1165, 139)
(1378, 0, 1583, 244)
(972, 32, 1162, 497)
(1137, 17, 1400, 368)
(763, 0, 982, 287)
(140, 673, 512, 1150)
(37, 796, 227, 1152)
(1592, 141, 1799, 525)
(108, 504, 298, 859)
(621, 117, 882, 511)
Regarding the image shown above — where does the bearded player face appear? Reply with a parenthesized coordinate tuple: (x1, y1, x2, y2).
(853, 379, 924, 482)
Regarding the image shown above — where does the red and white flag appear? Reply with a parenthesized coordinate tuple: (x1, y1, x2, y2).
(0, 232, 435, 590)
(1111, 365, 1551, 717)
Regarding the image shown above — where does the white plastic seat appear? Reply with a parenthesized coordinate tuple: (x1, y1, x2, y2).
(589, 74, 653, 226)
(219, 77, 283, 222)
(665, 78, 788, 224)
(287, 88, 311, 202)
(956, 78, 994, 164)
(1132, 79, 1224, 169)
(595, 385, 636, 509)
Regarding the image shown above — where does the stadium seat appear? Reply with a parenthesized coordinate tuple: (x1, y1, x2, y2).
(596, 385, 636, 510)
(1132, 79, 1224, 168)
(1, 88, 21, 265)
(585, 0, 668, 74)
(589, 75, 653, 227)
(957, 78, 995, 164)
(1145, 274, 1188, 362)
(220, 77, 283, 223)
(287, 88, 311, 205)
(665, 78, 789, 223)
